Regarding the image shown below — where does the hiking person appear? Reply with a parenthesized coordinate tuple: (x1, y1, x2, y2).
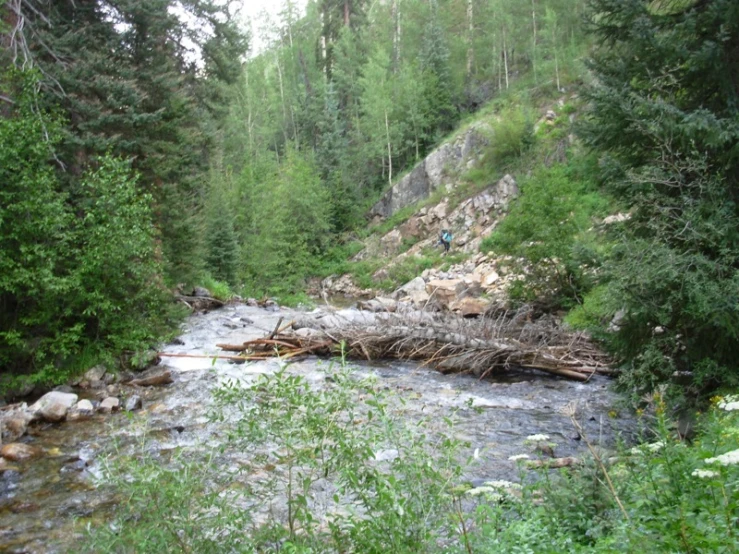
(439, 228, 452, 253)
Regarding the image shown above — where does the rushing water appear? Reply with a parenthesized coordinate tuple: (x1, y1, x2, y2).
(0, 303, 635, 553)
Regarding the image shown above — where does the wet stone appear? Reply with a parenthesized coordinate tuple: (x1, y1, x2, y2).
(67, 399, 95, 422)
(99, 397, 120, 413)
(1, 443, 44, 462)
(29, 391, 78, 423)
(124, 395, 143, 412)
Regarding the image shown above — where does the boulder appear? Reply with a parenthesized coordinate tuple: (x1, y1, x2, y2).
(2, 409, 33, 442)
(83, 365, 107, 382)
(99, 397, 120, 413)
(393, 276, 426, 300)
(380, 229, 403, 256)
(128, 368, 173, 387)
(29, 391, 78, 423)
(357, 297, 397, 313)
(425, 279, 465, 309)
(1, 443, 44, 462)
(192, 286, 212, 297)
(67, 399, 95, 421)
(124, 395, 143, 412)
(452, 297, 490, 317)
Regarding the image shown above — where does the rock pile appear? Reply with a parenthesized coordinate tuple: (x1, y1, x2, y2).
(0, 364, 172, 466)
(390, 252, 523, 316)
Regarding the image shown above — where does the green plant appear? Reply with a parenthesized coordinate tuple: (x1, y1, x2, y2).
(454, 393, 739, 553)
(85, 435, 252, 553)
(482, 106, 535, 168)
(481, 161, 611, 308)
(88, 356, 470, 552)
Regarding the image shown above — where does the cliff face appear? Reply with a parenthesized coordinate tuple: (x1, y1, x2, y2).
(369, 123, 491, 219)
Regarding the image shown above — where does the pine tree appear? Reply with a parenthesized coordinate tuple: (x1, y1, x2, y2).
(582, 0, 739, 395)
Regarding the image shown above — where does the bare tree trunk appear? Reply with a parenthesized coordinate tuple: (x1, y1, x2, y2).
(503, 30, 509, 90)
(276, 53, 290, 145)
(344, 0, 350, 26)
(466, 0, 474, 79)
(392, 0, 401, 72)
(385, 109, 393, 184)
(531, 0, 537, 83)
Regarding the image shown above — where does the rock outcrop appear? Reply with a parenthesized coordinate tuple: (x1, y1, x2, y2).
(356, 174, 518, 264)
(370, 123, 491, 218)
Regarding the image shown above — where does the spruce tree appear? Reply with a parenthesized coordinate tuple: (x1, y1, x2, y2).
(582, 0, 739, 395)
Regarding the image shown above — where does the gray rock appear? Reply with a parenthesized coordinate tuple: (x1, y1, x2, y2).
(124, 395, 143, 412)
(99, 397, 120, 413)
(192, 286, 212, 297)
(393, 276, 426, 299)
(29, 391, 78, 422)
(67, 399, 95, 421)
(1, 409, 33, 442)
(83, 365, 107, 382)
(370, 126, 489, 218)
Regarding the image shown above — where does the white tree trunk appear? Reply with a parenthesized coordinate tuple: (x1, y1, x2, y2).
(385, 109, 393, 185)
(466, 0, 474, 78)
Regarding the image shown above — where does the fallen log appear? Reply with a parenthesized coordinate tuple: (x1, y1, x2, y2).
(289, 308, 610, 381)
(526, 457, 580, 469)
(211, 306, 615, 382)
(128, 370, 173, 387)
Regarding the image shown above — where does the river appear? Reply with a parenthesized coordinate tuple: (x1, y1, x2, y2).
(0, 303, 635, 553)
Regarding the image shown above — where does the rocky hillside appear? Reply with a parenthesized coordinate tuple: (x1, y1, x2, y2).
(320, 97, 576, 314)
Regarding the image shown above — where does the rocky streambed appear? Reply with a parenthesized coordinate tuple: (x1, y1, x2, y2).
(0, 303, 635, 553)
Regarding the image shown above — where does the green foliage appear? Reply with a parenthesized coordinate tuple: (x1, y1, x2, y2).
(0, 71, 170, 394)
(565, 285, 618, 334)
(242, 150, 334, 296)
(85, 442, 251, 553)
(455, 394, 739, 553)
(482, 106, 535, 168)
(580, 0, 739, 397)
(87, 358, 469, 552)
(482, 162, 611, 307)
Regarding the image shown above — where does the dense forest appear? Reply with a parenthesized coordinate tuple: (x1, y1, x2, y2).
(1, 0, 738, 403)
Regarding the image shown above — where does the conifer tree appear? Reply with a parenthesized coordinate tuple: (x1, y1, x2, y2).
(582, 0, 739, 394)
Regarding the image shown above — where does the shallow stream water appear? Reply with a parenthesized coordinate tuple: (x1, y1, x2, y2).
(0, 303, 635, 553)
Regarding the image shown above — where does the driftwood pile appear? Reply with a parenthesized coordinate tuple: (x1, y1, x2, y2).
(214, 307, 614, 382)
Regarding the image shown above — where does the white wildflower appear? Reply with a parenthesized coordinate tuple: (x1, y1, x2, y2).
(466, 487, 503, 502)
(484, 480, 522, 490)
(508, 454, 530, 461)
(630, 441, 665, 455)
(691, 469, 719, 479)
(718, 396, 739, 411)
(526, 434, 550, 442)
(705, 449, 739, 466)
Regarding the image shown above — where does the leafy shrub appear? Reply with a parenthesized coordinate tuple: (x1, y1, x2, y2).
(482, 106, 535, 168)
(87, 358, 469, 552)
(456, 393, 739, 553)
(481, 162, 610, 308)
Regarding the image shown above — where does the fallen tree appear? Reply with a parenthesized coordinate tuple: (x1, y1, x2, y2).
(206, 306, 614, 382)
